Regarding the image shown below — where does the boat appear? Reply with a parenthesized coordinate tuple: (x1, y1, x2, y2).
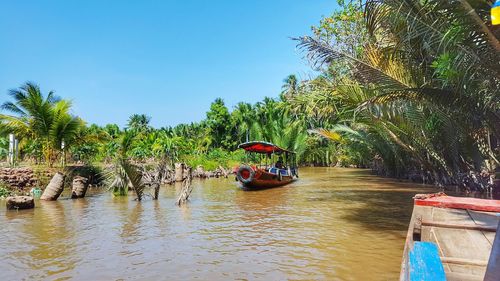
(401, 192, 500, 281)
(235, 141, 298, 189)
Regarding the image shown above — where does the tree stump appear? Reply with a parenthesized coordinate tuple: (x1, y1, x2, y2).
(176, 168, 193, 206)
(183, 165, 190, 180)
(194, 165, 206, 178)
(6, 196, 34, 210)
(71, 176, 89, 198)
(174, 163, 184, 182)
(218, 166, 228, 178)
(41, 172, 65, 200)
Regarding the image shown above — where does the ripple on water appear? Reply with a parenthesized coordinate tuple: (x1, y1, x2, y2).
(0, 167, 438, 280)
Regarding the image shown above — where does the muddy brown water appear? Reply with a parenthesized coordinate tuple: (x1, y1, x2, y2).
(1, 167, 439, 281)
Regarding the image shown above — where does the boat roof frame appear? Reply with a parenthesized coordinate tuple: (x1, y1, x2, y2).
(238, 141, 295, 154)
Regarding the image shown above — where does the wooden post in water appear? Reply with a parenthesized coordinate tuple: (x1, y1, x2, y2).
(174, 163, 184, 182)
(40, 172, 65, 200)
(71, 176, 89, 198)
(176, 167, 192, 206)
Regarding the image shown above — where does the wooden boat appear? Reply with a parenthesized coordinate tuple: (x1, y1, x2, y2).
(401, 192, 500, 281)
(235, 141, 298, 189)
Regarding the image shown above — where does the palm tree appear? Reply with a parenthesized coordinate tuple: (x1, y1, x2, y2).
(127, 114, 151, 133)
(281, 74, 299, 99)
(0, 82, 82, 166)
(232, 102, 255, 143)
(293, 0, 499, 189)
(107, 131, 145, 200)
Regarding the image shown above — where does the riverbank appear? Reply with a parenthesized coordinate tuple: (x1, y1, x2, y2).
(2, 161, 499, 200)
(0, 162, 232, 197)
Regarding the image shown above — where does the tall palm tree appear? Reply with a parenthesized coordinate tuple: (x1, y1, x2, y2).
(232, 102, 255, 143)
(281, 74, 299, 99)
(127, 114, 151, 133)
(0, 82, 82, 166)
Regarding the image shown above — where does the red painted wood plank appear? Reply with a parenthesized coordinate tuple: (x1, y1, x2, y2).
(414, 193, 500, 212)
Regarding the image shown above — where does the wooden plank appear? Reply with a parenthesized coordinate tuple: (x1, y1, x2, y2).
(484, 232, 496, 245)
(467, 210, 500, 227)
(466, 209, 500, 245)
(432, 226, 492, 260)
(421, 221, 497, 232)
(446, 272, 484, 281)
(433, 227, 491, 276)
(432, 207, 471, 223)
(432, 207, 492, 276)
(440, 257, 488, 266)
(414, 194, 500, 212)
(409, 242, 446, 281)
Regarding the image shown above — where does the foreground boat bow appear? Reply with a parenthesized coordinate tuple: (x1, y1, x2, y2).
(401, 193, 500, 281)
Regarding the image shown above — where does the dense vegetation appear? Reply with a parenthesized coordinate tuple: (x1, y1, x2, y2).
(291, 0, 499, 190)
(0, 83, 334, 170)
(0, 0, 498, 192)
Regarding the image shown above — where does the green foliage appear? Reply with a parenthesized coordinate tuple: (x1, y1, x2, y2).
(293, 0, 500, 188)
(183, 149, 246, 170)
(127, 114, 151, 133)
(0, 183, 12, 198)
(6, 0, 496, 194)
(431, 52, 459, 85)
(206, 98, 235, 149)
(0, 82, 83, 166)
(0, 137, 8, 159)
(311, 0, 367, 56)
(106, 131, 145, 200)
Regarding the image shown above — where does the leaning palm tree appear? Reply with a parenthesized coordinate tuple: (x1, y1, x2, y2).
(0, 82, 82, 166)
(107, 131, 146, 200)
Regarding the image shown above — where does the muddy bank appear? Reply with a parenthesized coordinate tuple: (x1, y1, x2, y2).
(0, 165, 102, 193)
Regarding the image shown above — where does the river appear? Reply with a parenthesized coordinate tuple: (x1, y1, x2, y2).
(1, 167, 438, 280)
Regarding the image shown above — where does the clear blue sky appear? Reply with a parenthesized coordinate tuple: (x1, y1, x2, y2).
(0, 0, 337, 128)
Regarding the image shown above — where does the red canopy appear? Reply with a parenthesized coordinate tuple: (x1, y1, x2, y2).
(238, 141, 293, 154)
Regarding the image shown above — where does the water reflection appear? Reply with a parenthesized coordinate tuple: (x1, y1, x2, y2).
(0, 167, 439, 280)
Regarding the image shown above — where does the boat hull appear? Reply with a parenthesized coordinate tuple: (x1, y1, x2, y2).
(239, 169, 294, 189)
(400, 193, 500, 280)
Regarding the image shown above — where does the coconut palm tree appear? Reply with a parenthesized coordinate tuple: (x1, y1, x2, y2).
(281, 74, 299, 99)
(127, 114, 151, 133)
(232, 102, 255, 143)
(293, 0, 499, 189)
(0, 82, 82, 166)
(107, 131, 145, 200)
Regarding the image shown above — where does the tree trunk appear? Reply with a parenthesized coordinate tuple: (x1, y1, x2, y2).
(6, 196, 34, 210)
(176, 167, 193, 206)
(71, 176, 89, 198)
(458, 0, 500, 52)
(175, 163, 184, 182)
(41, 172, 65, 200)
(218, 166, 228, 178)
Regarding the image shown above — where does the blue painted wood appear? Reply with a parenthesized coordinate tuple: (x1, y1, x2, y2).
(409, 242, 446, 281)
